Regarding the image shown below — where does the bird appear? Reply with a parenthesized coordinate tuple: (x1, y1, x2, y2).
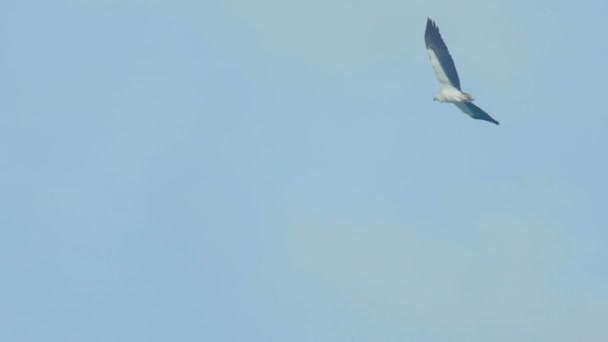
(424, 18, 500, 125)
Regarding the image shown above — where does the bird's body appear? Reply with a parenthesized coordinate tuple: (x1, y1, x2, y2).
(425, 18, 499, 125)
(434, 85, 474, 103)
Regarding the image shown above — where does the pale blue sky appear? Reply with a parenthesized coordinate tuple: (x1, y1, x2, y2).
(1, 0, 608, 341)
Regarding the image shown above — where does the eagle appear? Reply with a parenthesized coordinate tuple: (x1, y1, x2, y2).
(425, 18, 499, 125)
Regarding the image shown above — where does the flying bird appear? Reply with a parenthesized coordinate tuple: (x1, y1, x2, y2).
(425, 18, 499, 125)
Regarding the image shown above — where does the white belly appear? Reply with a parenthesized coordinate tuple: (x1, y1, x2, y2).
(437, 86, 472, 103)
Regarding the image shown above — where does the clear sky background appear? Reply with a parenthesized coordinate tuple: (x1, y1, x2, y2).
(1, 0, 607, 341)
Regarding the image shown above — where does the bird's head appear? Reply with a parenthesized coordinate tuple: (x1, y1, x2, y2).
(433, 96, 438, 102)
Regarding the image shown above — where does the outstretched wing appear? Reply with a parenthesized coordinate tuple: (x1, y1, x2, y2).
(454, 102, 500, 125)
(425, 18, 461, 90)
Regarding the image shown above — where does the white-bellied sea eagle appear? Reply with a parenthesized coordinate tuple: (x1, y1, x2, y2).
(425, 18, 499, 125)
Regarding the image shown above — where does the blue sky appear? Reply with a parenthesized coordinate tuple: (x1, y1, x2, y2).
(1, 0, 607, 341)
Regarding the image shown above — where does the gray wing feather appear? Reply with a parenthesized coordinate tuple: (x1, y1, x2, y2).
(425, 18, 462, 90)
(454, 102, 500, 125)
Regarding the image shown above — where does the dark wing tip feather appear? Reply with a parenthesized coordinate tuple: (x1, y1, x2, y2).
(425, 18, 444, 49)
(424, 18, 437, 49)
